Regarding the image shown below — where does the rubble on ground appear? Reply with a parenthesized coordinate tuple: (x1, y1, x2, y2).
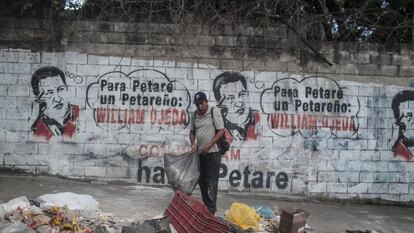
(1, 191, 383, 233)
(0, 194, 121, 233)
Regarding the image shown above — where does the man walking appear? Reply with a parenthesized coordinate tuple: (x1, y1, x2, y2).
(189, 91, 225, 214)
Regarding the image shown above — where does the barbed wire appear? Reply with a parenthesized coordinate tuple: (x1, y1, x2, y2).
(1, 0, 412, 62)
(1, 0, 411, 45)
(64, 0, 412, 45)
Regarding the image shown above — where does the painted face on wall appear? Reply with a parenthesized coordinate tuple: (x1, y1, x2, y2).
(399, 110, 414, 136)
(37, 75, 69, 121)
(220, 81, 247, 115)
(391, 90, 414, 161)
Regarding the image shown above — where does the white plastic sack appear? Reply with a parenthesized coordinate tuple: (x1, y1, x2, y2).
(0, 222, 36, 233)
(0, 196, 30, 219)
(164, 150, 200, 195)
(38, 192, 99, 211)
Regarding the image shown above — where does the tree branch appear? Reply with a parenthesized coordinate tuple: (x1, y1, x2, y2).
(255, 11, 333, 67)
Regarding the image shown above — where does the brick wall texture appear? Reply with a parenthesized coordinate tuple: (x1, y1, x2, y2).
(1, 17, 414, 202)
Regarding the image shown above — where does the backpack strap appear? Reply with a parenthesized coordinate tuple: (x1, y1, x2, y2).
(193, 110, 197, 133)
(211, 107, 217, 130)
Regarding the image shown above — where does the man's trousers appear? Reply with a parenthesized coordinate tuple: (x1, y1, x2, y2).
(198, 151, 221, 214)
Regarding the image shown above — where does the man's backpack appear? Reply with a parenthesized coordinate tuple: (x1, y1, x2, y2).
(211, 107, 230, 155)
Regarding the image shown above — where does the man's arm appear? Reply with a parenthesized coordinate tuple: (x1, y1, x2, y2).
(189, 111, 197, 150)
(189, 130, 197, 150)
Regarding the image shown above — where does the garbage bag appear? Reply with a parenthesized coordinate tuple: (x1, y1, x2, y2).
(0, 196, 30, 219)
(164, 150, 200, 195)
(0, 222, 36, 233)
(38, 192, 99, 211)
(255, 205, 276, 219)
(226, 203, 261, 231)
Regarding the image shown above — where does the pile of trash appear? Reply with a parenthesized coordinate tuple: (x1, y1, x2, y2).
(223, 203, 313, 233)
(0, 192, 178, 233)
(163, 150, 314, 233)
(161, 190, 313, 233)
(0, 193, 123, 233)
(0, 190, 316, 233)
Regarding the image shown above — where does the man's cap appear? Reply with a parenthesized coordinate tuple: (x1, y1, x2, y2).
(194, 91, 208, 104)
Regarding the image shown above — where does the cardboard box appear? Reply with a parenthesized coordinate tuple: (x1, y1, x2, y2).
(278, 208, 310, 233)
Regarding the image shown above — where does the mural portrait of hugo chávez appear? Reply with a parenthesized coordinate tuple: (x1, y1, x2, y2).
(392, 90, 414, 161)
(31, 67, 80, 140)
(213, 72, 260, 143)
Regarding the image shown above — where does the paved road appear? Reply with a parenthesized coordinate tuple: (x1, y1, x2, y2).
(1, 171, 413, 233)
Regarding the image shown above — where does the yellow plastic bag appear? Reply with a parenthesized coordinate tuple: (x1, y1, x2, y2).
(226, 203, 261, 231)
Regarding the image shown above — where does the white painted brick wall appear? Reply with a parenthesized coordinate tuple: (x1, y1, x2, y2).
(131, 58, 153, 67)
(318, 171, 338, 182)
(77, 64, 99, 76)
(0, 74, 18, 84)
(409, 184, 414, 194)
(65, 52, 87, 64)
(5, 131, 29, 142)
(380, 194, 400, 202)
(4, 153, 27, 165)
(0, 130, 5, 143)
(389, 183, 409, 194)
(348, 182, 368, 193)
(64, 165, 85, 176)
(0, 51, 18, 62)
(7, 85, 30, 97)
(0, 143, 15, 154)
(14, 143, 37, 154)
(154, 59, 175, 68)
(84, 144, 107, 155)
(400, 172, 414, 183)
(61, 144, 84, 155)
(84, 166, 107, 177)
(360, 172, 378, 182)
(368, 183, 388, 193)
(18, 52, 40, 63)
(359, 150, 380, 161)
(308, 182, 327, 193)
(378, 172, 400, 183)
(106, 166, 129, 178)
(400, 194, 414, 202)
(327, 182, 348, 193)
(1, 48, 414, 202)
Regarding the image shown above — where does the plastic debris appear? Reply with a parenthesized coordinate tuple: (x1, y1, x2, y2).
(0, 221, 36, 233)
(38, 192, 100, 211)
(0, 194, 120, 233)
(254, 205, 276, 220)
(165, 191, 230, 233)
(0, 196, 31, 220)
(226, 203, 261, 231)
(28, 197, 44, 208)
(164, 150, 200, 195)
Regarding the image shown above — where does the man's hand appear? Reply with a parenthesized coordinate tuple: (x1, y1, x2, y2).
(191, 143, 197, 151)
(201, 143, 213, 155)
